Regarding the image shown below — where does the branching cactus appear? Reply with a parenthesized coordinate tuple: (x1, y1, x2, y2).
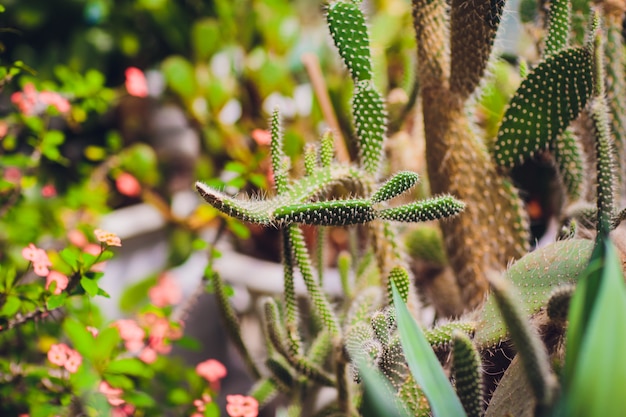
(195, 0, 626, 415)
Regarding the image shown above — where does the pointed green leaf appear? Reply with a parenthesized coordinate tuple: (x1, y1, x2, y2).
(81, 277, 99, 297)
(560, 240, 626, 416)
(494, 47, 593, 167)
(392, 283, 467, 417)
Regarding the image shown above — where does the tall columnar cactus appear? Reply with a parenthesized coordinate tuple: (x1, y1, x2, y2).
(412, 0, 529, 311)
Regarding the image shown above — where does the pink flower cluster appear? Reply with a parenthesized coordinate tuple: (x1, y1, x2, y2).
(11, 83, 70, 116)
(47, 343, 82, 373)
(190, 393, 212, 417)
(125, 67, 148, 98)
(99, 381, 135, 416)
(148, 273, 182, 307)
(195, 358, 227, 390)
(226, 395, 259, 417)
(112, 313, 182, 364)
(22, 244, 68, 294)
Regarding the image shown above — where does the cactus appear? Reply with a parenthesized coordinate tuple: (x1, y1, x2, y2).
(195, 0, 626, 415)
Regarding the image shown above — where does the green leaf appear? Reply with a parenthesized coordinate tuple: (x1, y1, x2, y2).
(162, 56, 197, 100)
(559, 240, 626, 416)
(192, 18, 220, 60)
(494, 47, 593, 167)
(0, 295, 21, 317)
(81, 277, 99, 297)
(59, 247, 80, 270)
(124, 390, 156, 408)
(104, 374, 135, 390)
(41, 130, 66, 162)
(64, 318, 95, 357)
(106, 358, 154, 378)
(47, 292, 68, 310)
(392, 283, 467, 417)
(92, 327, 121, 363)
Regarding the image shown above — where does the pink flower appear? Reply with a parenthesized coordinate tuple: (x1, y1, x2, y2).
(0, 120, 8, 139)
(67, 230, 88, 248)
(125, 67, 149, 98)
(115, 172, 141, 197)
(99, 381, 125, 407)
(192, 393, 212, 414)
(46, 271, 69, 295)
(47, 343, 82, 373)
(226, 395, 259, 417)
(22, 243, 52, 277)
(87, 326, 99, 337)
(251, 129, 271, 146)
(47, 343, 69, 366)
(148, 273, 182, 307)
(11, 83, 70, 115)
(4, 166, 21, 183)
(196, 359, 227, 389)
(64, 349, 83, 373)
(112, 319, 145, 352)
(41, 184, 57, 198)
(138, 347, 157, 364)
(94, 229, 122, 247)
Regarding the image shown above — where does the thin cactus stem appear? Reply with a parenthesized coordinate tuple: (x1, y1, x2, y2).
(288, 225, 341, 338)
(249, 378, 279, 406)
(334, 343, 352, 415)
(210, 271, 261, 379)
(271, 108, 289, 195)
(282, 228, 303, 356)
(452, 330, 483, 417)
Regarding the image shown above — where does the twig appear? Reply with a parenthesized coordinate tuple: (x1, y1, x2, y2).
(301, 53, 351, 163)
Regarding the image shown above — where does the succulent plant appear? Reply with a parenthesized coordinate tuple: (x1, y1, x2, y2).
(196, 0, 626, 415)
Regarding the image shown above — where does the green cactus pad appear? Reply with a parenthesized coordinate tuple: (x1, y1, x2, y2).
(475, 239, 593, 348)
(378, 195, 465, 222)
(494, 47, 593, 168)
(371, 171, 420, 203)
(424, 321, 476, 350)
(353, 80, 387, 175)
(326, 1, 372, 82)
(274, 200, 375, 226)
(452, 330, 483, 417)
(544, 0, 571, 57)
